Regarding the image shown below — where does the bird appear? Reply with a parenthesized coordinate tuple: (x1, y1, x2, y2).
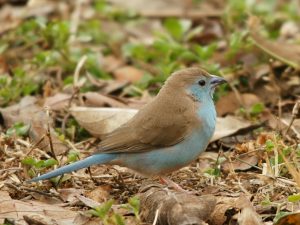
(29, 67, 226, 189)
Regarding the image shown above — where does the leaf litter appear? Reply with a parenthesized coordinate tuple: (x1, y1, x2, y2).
(0, 0, 300, 224)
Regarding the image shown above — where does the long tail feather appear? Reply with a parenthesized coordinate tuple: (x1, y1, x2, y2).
(29, 154, 116, 182)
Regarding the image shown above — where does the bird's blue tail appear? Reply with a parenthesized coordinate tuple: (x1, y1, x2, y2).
(29, 154, 116, 182)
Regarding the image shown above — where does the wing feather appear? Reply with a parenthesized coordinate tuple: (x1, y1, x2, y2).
(95, 89, 200, 154)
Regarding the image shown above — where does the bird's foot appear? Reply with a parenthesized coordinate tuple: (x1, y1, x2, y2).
(159, 176, 191, 193)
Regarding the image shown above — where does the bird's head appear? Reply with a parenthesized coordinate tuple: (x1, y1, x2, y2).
(164, 67, 227, 102)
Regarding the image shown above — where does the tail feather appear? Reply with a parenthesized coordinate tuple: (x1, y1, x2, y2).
(28, 154, 116, 182)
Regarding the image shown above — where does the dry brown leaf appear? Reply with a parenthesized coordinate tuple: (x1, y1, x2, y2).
(58, 188, 84, 203)
(109, 0, 222, 19)
(208, 196, 237, 225)
(44, 93, 72, 111)
(248, 16, 300, 69)
(138, 183, 216, 225)
(274, 212, 300, 225)
(85, 186, 111, 203)
(222, 155, 259, 173)
(76, 194, 101, 208)
(81, 92, 126, 108)
(113, 66, 145, 83)
(70, 107, 137, 137)
(216, 92, 261, 116)
(101, 55, 124, 72)
(0, 190, 77, 224)
(212, 116, 252, 142)
(0, 96, 68, 155)
(235, 195, 263, 225)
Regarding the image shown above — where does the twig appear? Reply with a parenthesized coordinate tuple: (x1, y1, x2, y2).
(25, 134, 46, 156)
(6, 183, 63, 201)
(285, 100, 300, 136)
(69, 0, 84, 43)
(152, 209, 160, 225)
(45, 107, 57, 161)
(68, 55, 87, 107)
(139, 9, 222, 19)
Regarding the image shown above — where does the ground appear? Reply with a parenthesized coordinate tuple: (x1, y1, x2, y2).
(0, 0, 300, 225)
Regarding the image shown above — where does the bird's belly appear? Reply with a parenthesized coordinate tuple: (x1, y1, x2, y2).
(114, 127, 214, 176)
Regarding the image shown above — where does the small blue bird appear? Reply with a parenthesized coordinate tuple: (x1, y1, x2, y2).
(30, 67, 226, 188)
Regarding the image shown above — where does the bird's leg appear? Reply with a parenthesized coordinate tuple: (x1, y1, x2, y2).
(159, 176, 186, 192)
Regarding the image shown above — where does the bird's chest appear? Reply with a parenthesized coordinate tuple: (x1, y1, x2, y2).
(195, 101, 216, 140)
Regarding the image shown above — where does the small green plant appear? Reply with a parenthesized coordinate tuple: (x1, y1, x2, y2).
(260, 194, 272, 206)
(89, 197, 140, 225)
(0, 68, 39, 106)
(21, 157, 58, 177)
(67, 150, 80, 163)
(122, 196, 140, 220)
(89, 199, 126, 225)
(287, 193, 300, 203)
(6, 122, 30, 137)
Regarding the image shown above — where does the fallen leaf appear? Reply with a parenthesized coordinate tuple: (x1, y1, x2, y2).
(212, 115, 252, 142)
(248, 16, 300, 69)
(70, 107, 137, 137)
(274, 212, 300, 225)
(209, 196, 238, 225)
(101, 55, 124, 72)
(216, 92, 261, 116)
(235, 195, 263, 225)
(76, 194, 101, 208)
(0, 190, 78, 224)
(85, 186, 111, 203)
(0, 96, 68, 155)
(59, 188, 84, 202)
(113, 66, 145, 83)
(81, 92, 126, 108)
(138, 183, 216, 225)
(222, 155, 259, 173)
(44, 93, 72, 111)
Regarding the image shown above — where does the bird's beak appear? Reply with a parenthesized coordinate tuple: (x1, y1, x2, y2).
(210, 76, 227, 87)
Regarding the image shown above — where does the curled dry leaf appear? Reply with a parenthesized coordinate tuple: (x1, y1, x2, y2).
(138, 183, 216, 225)
(85, 186, 111, 203)
(274, 212, 300, 225)
(235, 195, 263, 225)
(248, 16, 300, 69)
(216, 92, 261, 116)
(113, 66, 145, 83)
(71, 107, 253, 142)
(212, 115, 252, 142)
(44, 93, 72, 111)
(209, 196, 237, 225)
(0, 96, 68, 155)
(101, 55, 124, 72)
(221, 154, 259, 173)
(80, 92, 126, 108)
(0, 191, 77, 224)
(70, 107, 137, 138)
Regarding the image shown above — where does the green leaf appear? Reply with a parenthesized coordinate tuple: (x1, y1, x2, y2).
(67, 150, 80, 163)
(250, 103, 265, 115)
(112, 214, 125, 225)
(21, 157, 37, 166)
(6, 122, 30, 137)
(163, 18, 191, 41)
(265, 139, 274, 151)
(90, 199, 114, 219)
(288, 194, 300, 203)
(42, 158, 58, 168)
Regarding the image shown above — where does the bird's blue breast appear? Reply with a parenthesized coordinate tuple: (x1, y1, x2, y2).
(114, 102, 216, 176)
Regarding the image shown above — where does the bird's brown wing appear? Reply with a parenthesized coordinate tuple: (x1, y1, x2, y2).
(95, 93, 200, 154)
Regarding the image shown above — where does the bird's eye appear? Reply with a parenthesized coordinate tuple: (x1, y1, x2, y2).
(198, 80, 206, 86)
